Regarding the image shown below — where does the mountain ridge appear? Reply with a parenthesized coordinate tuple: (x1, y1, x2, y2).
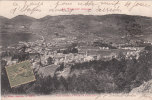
(0, 14, 152, 20)
(1, 14, 152, 45)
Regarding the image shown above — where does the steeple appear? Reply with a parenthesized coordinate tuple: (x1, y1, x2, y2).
(85, 50, 88, 56)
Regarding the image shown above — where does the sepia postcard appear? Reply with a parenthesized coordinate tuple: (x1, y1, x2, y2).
(0, 0, 152, 100)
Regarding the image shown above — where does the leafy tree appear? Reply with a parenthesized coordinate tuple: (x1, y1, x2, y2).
(47, 57, 53, 65)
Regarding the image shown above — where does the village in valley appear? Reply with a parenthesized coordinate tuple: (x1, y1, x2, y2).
(1, 14, 152, 94)
(2, 34, 151, 78)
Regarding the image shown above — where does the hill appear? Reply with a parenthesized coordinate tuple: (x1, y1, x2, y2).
(130, 79, 152, 93)
(34, 14, 152, 44)
(0, 14, 152, 46)
(0, 16, 9, 21)
(11, 15, 36, 23)
(0, 16, 9, 26)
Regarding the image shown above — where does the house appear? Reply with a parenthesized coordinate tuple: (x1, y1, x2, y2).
(84, 56, 94, 62)
(99, 47, 109, 50)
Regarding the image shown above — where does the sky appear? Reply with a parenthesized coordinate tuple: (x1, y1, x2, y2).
(0, 1, 152, 19)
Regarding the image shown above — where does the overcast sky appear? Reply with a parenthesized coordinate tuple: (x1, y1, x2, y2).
(0, 1, 152, 18)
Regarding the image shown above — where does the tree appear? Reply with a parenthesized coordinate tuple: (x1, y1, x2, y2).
(47, 57, 53, 65)
(58, 76, 67, 91)
(67, 74, 78, 92)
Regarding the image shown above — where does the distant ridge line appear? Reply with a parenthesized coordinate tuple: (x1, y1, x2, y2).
(0, 14, 152, 20)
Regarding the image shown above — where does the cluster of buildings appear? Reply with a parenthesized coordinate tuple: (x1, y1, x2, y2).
(18, 40, 100, 67)
(21, 38, 145, 65)
(3, 36, 151, 69)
